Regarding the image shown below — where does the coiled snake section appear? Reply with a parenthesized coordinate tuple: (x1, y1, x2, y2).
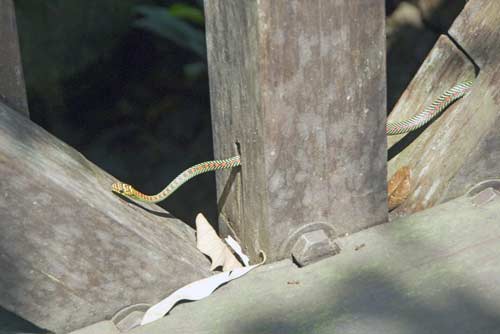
(112, 80, 473, 203)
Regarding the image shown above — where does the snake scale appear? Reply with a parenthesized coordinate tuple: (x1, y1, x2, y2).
(112, 80, 473, 203)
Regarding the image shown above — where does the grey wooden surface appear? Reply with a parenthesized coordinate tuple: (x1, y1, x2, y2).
(0, 0, 28, 116)
(0, 102, 211, 333)
(388, 0, 500, 215)
(205, 0, 387, 261)
(387, 35, 476, 216)
(444, 0, 500, 201)
(128, 189, 500, 334)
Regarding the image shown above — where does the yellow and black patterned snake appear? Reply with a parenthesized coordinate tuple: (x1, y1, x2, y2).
(112, 80, 473, 203)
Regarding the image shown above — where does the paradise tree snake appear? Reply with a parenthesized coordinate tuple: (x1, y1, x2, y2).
(112, 80, 473, 203)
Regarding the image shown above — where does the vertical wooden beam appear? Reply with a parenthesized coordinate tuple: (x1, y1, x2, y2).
(205, 1, 387, 261)
(0, 0, 29, 116)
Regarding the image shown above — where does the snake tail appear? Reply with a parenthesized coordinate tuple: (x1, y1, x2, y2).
(386, 80, 473, 135)
(112, 156, 241, 203)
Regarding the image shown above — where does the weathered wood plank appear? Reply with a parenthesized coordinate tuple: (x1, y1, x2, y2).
(0, 0, 28, 115)
(387, 35, 476, 156)
(442, 0, 500, 200)
(448, 0, 500, 69)
(205, 0, 387, 261)
(387, 35, 475, 215)
(128, 190, 500, 334)
(388, 0, 500, 215)
(389, 0, 500, 214)
(444, 132, 500, 201)
(0, 102, 211, 333)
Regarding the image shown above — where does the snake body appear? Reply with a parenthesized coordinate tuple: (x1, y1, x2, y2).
(112, 80, 473, 203)
(386, 80, 473, 135)
(112, 156, 241, 203)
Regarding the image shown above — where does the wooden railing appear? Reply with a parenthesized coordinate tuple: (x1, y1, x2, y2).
(4, 0, 500, 332)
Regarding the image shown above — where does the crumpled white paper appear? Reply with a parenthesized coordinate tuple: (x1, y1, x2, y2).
(140, 261, 263, 325)
(140, 215, 265, 325)
(225, 235, 250, 266)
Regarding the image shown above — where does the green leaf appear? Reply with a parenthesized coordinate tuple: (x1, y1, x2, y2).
(183, 62, 206, 81)
(134, 5, 206, 57)
(168, 3, 204, 25)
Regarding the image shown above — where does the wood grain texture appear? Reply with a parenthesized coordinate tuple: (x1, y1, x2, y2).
(130, 193, 500, 334)
(0, 103, 211, 333)
(0, 0, 28, 115)
(389, 0, 500, 215)
(443, 0, 500, 200)
(387, 35, 476, 214)
(205, 0, 387, 261)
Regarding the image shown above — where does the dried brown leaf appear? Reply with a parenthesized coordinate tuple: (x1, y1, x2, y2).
(388, 166, 411, 211)
(196, 213, 242, 271)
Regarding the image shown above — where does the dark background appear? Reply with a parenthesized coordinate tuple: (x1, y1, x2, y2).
(13, 0, 465, 226)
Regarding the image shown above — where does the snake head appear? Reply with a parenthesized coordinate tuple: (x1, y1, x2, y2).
(111, 182, 135, 197)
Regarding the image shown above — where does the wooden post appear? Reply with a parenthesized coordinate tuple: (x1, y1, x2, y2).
(0, 0, 29, 115)
(205, 1, 387, 262)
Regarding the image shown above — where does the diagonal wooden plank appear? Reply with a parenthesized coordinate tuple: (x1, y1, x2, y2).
(387, 35, 476, 158)
(442, 0, 500, 200)
(448, 0, 500, 69)
(0, 102, 211, 333)
(0, 0, 28, 115)
(387, 35, 476, 215)
(388, 0, 500, 215)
